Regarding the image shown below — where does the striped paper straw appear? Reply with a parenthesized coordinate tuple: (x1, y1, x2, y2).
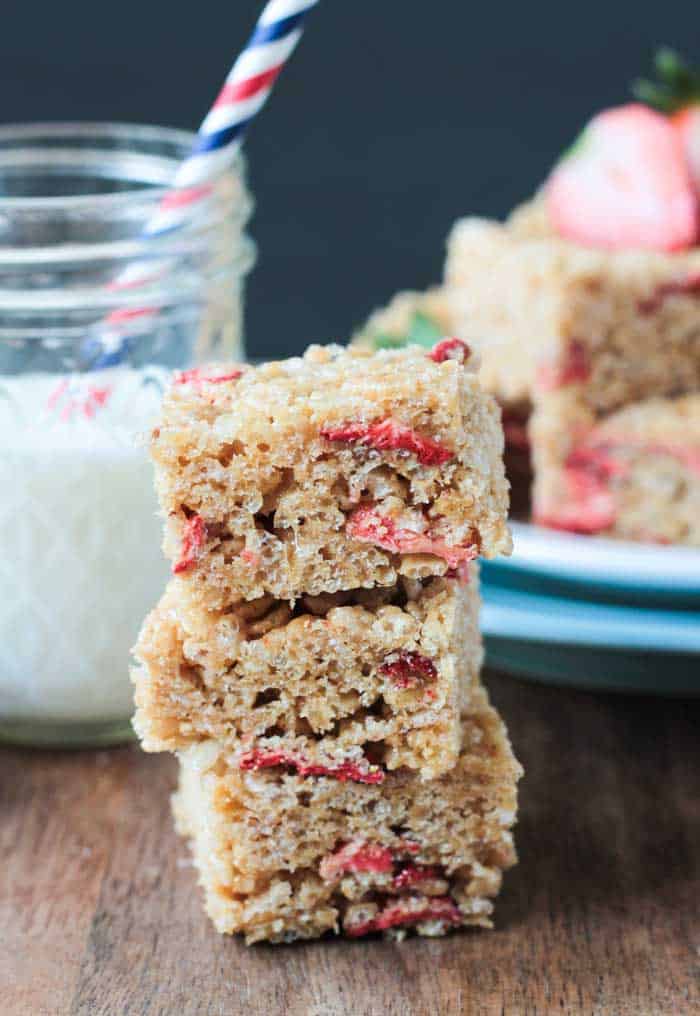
(87, 0, 318, 366)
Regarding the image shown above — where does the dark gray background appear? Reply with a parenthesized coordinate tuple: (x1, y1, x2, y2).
(0, 1, 695, 357)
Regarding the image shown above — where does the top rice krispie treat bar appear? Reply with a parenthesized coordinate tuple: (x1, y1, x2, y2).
(150, 344, 511, 610)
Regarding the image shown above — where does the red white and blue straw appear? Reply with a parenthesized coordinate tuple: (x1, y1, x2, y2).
(88, 0, 318, 366)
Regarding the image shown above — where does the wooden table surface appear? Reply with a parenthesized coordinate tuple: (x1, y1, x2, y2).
(3, 670, 699, 1016)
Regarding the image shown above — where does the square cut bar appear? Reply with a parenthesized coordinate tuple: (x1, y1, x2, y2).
(150, 344, 511, 611)
(445, 201, 700, 537)
(533, 393, 700, 543)
(173, 689, 522, 944)
(133, 571, 482, 781)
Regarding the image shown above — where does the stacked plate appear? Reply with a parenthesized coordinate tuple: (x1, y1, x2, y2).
(481, 522, 700, 694)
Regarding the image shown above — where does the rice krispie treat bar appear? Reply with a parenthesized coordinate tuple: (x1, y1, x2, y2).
(150, 344, 511, 611)
(534, 393, 700, 542)
(446, 202, 700, 417)
(133, 571, 482, 780)
(443, 98, 700, 541)
(445, 203, 700, 534)
(351, 289, 532, 514)
(173, 688, 522, 944)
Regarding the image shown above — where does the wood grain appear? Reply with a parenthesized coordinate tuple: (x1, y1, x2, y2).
(2, 671, 699, 1016)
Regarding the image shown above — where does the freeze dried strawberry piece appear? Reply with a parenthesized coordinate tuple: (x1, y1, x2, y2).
(534, 444, 623, 535)
(638, 270, 700, 314)
(393, 864, 441, 890)
(239, 748, 384, 785)
(379, 651, 437, 689)
(445, 560, 472, 584)
(320, 418, 453, 466)
(428, 337, 471, 363)
(397, 839, 421, 855)
(172, 515, 207, 574)
(240, 548, 260, 568)
(173, 367, 243, 387)
(536, 341, 590, 392)
(319, 841, 394, 882)
(347, 507, 477, 570)
(344, 896, 462, 938)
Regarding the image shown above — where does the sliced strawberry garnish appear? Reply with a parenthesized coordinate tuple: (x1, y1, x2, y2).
(633, 48, 700, 194)
(238, 748, 384, 784)
(319, 841, 394, 882)
(172, 515, 207, 574)
(379, 651, 437, 689)
(546, 104, 699, 251)
(672, 105, 700, 194)
(320, 418, 453, 466)
(347, 506, 477, 570)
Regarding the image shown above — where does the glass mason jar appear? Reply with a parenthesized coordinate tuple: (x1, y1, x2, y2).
(0, 123, 255, 747)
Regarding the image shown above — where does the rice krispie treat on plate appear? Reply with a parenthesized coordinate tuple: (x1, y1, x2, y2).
(133, 570, 482, 780)
(533, 392, 700, 542)
(150, 344, 511, 610)
(173, 688, 522, 943)
(444, 102, 700, 540)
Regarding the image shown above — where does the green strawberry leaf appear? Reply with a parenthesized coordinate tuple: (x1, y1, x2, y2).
(632, 47, 700, 112)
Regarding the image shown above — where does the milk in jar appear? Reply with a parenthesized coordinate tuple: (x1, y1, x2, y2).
(0, 123, 254, 745)
(0, 368, 170, 726)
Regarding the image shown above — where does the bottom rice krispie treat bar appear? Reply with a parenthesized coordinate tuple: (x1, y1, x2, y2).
(532, 393, 700, 544)
(173, 688, 522, 944)
(133, 571, 481, 781)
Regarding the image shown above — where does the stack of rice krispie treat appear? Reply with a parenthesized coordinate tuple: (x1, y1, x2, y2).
(133, 343, 522, 944)
(356, 98, 700, 545)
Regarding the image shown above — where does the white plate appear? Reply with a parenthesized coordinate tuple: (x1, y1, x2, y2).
(486, 521, 700, 599)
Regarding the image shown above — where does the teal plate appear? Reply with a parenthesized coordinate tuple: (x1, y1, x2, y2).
(481, 584, 700, 695)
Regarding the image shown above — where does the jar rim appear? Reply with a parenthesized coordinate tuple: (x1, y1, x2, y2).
(0, 121, 254, 320)
(0, 121, 240, 210)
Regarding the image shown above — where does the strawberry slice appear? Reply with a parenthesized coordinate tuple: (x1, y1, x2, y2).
(672, 106, 700, 194)
(546, 104, 698, 251)
(633, 48, 700, 194)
